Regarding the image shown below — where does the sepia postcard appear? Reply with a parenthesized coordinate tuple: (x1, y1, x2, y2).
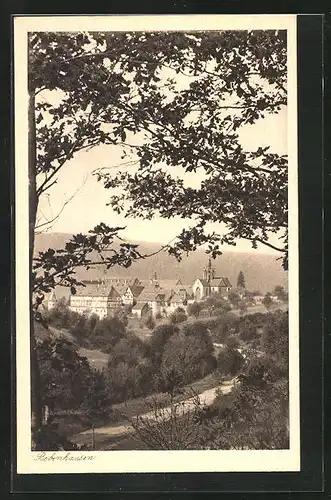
(14, 14, 300, 474)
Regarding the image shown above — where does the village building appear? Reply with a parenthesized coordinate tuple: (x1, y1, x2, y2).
(131, 301, 151, 318)
(125, 274, 189, 318)
(176, 283, 193, 296)
(137, 285, 169, 317)
(210, 277, 232, 295)
(43, 287, 71, 311)
(253, 294, 264, 304)
(105, 277, 140, 287)
(69, 280, 122, 318)
(192, 278, 212, 301)
(46, 262, 231, 320)
(121, 282, 145, 306)
(155, 279, 183, 290)
(165, 292, 189, 314)
(44, 290, 58, 311)
(192, 258, 232, 301)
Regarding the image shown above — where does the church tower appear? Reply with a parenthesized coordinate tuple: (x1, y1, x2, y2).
(203, 266, 208, 281)
(203, 258, 215, 282)
(206, 257, 215, 283)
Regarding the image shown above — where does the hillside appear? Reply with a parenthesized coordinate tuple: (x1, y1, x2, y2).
(34, 232, 287, 294)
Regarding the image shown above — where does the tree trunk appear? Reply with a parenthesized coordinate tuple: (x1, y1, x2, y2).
(28, 89, 42, 438)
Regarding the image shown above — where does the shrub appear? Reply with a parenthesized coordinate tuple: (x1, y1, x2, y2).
(239, 324, 258, 342)
(217, 347, 244, 378)
(147, 324, 179, 363)
(262, 293, 273, 310)
(169, 307, 187, 324)
(32, 423, 87, 451)
(228, 291, 241, 308)
(144, 314, 156, 330)
(161, 330, 216, 387)
(226, 335, 240, 350)
(91, 316, 126, 350)
(206, 313, 239, 343)
(238, 300, 248, 315)
(187, 301, 202, 318)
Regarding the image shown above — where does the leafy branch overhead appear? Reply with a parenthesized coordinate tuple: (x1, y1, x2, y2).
(30, 30, 288, 275)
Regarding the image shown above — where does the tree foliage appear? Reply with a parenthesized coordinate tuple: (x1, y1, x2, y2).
(28, 30, 289, 437)
(88, 31, 288, 267)
(228, 291, 241, 308)
(273, 285, 288, 302)
(144, 313, 156, 330)
(187, 301, 202, 318)
(262, 292, 273, 310)
(148, 323, 179, 364)
(217, 347, 245, 378)
(196, 354, 288, 450)
(203, 295, 232, 315)
(161, 330, 215, 387)
(37, 337, 93, 410)
(261, 310, 288, 373)
(106, 335, 155, 401)
(237, 270, 246, 289)
(169, 307, 187, 324)
(238, 300, 248, 315)
(30, 31, 288, 272)
(46, 302, 128, 351)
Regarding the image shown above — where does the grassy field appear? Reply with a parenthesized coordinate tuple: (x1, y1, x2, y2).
(36, 324, 110, 371)
(49, 326, 109, 370)
(78, 347, 108, 371)
(126, 316, 152, 340)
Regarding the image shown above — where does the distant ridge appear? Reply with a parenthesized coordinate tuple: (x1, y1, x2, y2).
(34, 232, 287, 294)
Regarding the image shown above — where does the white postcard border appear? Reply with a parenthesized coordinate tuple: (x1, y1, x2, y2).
(14, 14, 299, 474)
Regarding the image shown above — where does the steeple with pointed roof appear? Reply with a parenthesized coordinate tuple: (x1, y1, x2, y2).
(203, 257, 216, 283)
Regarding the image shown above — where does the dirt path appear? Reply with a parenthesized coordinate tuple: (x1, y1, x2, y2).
(72, 380, 236, 445)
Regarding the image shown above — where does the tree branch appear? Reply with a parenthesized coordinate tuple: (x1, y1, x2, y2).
(246, 237, 285, 253)
(35, 175, 88, 232)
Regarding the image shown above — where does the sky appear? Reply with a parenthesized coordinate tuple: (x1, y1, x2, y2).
(36, 105, 287, 254)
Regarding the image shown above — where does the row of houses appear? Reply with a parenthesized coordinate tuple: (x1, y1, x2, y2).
(46, 260, 235, 319)
(46, 258, 286, 319)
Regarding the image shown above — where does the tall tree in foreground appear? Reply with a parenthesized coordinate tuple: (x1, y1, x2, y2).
(28, 30, 288, 432)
